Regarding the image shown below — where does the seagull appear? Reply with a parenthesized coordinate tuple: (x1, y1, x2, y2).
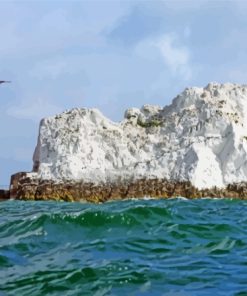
(0, 81, 11, 84)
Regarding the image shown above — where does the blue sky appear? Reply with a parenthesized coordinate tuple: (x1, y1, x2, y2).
(0, 0, 247, 185)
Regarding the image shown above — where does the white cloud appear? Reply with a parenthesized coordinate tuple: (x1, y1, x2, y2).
(135, 33, 192, 81)
(156, 34, 191, 80)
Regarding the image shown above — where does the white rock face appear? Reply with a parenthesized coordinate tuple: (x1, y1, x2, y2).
(32, 83, 247, 189)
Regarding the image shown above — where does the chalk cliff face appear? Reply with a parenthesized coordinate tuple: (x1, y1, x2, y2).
(31, 82, 247, 190)
(9, 82, 247, 201)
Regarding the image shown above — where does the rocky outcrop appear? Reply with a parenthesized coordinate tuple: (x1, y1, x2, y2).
(9, 172, 247, 202)
(7, 82, 247, 201)
(0, 189, 9, 200)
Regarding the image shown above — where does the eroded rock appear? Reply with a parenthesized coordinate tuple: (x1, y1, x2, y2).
(7, 82, 247, 202)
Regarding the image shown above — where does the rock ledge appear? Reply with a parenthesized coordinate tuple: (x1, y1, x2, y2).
(9, 172, 247, 202)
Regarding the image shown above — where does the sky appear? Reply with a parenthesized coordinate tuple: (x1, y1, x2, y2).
(0, 0, 247, 185)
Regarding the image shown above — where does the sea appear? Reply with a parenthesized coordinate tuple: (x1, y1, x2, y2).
(1, 198, 247, 296)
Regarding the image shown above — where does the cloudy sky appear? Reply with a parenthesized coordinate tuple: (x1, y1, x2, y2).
(0, 0, 247, 184)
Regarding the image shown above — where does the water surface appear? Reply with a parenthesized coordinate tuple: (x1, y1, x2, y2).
(1, 198, 247, 295)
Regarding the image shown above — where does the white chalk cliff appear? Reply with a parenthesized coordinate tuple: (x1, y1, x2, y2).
(32, 83, 247, 190)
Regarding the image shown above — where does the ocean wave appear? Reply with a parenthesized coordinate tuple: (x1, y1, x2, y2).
(1, 198, 247, 295)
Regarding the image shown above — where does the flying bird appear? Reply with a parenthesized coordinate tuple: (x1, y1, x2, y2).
(0, 81, 11, 84)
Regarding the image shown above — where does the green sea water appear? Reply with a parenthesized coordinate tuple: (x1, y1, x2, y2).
(1, 198, 247, 295)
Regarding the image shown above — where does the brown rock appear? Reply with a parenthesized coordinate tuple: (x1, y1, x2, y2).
(0, 189, 9, 200)
(8, 172, 247, 202)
